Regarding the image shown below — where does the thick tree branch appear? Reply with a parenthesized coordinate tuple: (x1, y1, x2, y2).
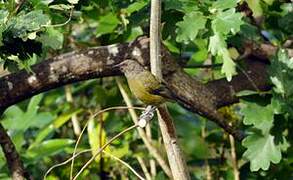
(0, 37, 273, 141)
(207, 59, 270, 108)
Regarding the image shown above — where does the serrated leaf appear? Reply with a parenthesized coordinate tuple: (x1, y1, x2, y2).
(96, 13, 120, 37)
(8, 10, 50, 40)
(241, 101, 274, 133)
(221, 48, 236, 81)
(209, 33, 236, 81)
(269, 49, 293, 117)
(211, 0, 238, 11)
(212, 8, 243, 35)
(209, 33, 226, 55)
(242, 134, 282, 171)
(176, 12, 206, 43)
(38, 28, 64, 49)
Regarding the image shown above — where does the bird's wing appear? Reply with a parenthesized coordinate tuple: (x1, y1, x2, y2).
(149, 82, 174, 101)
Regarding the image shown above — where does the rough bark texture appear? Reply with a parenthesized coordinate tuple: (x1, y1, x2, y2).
(0, 123, 29, 180)
(0, 37, 272, 140)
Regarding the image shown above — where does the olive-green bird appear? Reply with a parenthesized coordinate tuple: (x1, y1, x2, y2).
(114, 60, 173, 106)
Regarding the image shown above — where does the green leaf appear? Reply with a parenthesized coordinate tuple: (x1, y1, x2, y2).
(7, 10, 50, 40)
(209, 33, 226, 56)
(67, 0, 79, 4)
(242, 134, 283, 171)
(124, 1, 148, 14)
(279, 12, 293, 35)
(269, 49, 293, 117)
(38, 28, 64, 50)
(246, 0, 263, 17)
(210, 0, 238, 11)
(87, 117, 108, 161)
(241, 101, 274, 134)
(164, 0, 198, 13)
(0, 10, 8, 25)
(262, 0, 274, 5)
(211, 8, 244, 35)
(26, 139, 74, 159)
(27, 94, 43, 115)
(2, 94, 43, 131)
(209, 33, 236, 81)
(96, 13, 120, 37)
(176, 12, 206, 43)
(221, 48, 236, 81)
(53, 109, 82, 128)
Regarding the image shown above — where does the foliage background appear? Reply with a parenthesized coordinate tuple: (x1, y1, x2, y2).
(0, 0, 292, 179)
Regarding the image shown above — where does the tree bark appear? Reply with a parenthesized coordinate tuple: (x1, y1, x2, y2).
(0, 37, 273, 140)
(0, 123, 30, 180)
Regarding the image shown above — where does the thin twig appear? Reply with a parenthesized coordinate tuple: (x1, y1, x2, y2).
(157, 106, 190, 180)
(103, 151, 145, 180)
(136, 156, 152, 180)
(42, 6, 74, 28)
(65, 85, 81, 136)
(229, 134, 239, 180)
(44, 149, 92, 179)
(145, 124, 156, 178)
(150, 0, 162, 79)
(149, 0, 190, 179)
(116, 78, 172, 178)
(201, 126, 212, 180)
(73, 124, 138, 180)
(69, 106, 145, 179)
(183, 64, 222, 69)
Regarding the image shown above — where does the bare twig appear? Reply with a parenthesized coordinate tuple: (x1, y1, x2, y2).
(44, 149, 92, 179)
(183, 64, 222, 69)
(42, 6, 74, 28)
(65, 85, 81, 136)
(136, 156, 152, 180)
(229, 134, 239, 180)
(73, 124, 138, 180)
(145, 124, 157, 178)
(201, 126, 212, 180)
(150, 0, 190, 179)
(0, 123, 29, 180)
(116, 78, 172, 178)
(69, 106, 145, 179)
(103, 151, 145, 180)
(157, 107, 190, 180)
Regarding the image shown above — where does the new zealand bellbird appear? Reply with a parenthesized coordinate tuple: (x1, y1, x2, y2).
(115, 60, 172, 106)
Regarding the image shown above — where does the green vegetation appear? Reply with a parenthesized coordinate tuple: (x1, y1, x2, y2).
(0, 0, 292, 179)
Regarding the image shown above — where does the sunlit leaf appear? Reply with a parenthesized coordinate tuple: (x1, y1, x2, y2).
(242, 134, 286, 171)
(176, 12, 206, 43)
(26, 139, 74, 159)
